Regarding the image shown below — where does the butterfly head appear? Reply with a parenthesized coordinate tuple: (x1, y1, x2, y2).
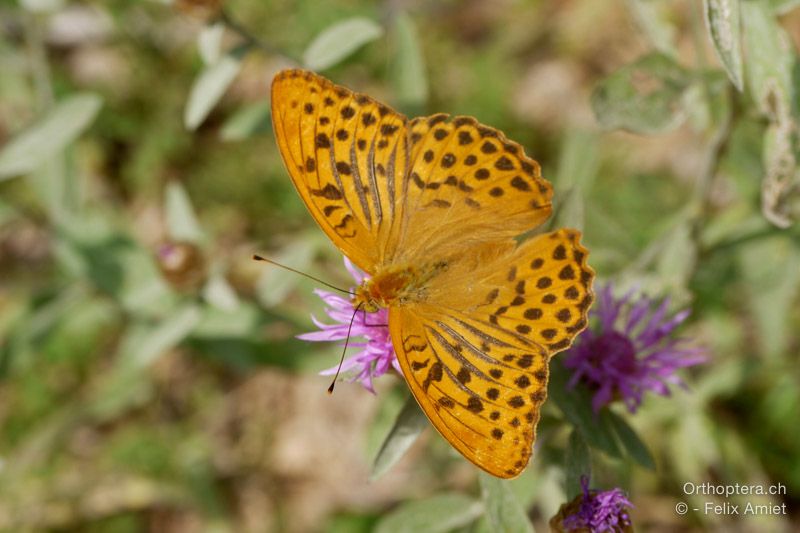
(352, 265, 421, 312)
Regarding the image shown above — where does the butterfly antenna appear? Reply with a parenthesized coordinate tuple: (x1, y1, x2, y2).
(252, 254, 353, 295)
(327, 302, 364, 394)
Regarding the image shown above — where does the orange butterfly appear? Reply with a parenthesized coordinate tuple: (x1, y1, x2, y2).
(271, 69, 594, 478)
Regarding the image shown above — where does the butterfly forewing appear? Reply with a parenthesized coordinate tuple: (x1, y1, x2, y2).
(271, 70, 409, 272)
(390, 114, 553, 264)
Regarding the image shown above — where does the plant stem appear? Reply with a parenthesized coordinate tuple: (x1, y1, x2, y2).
(23, 12, 54, 111)
(219, 9, 295, 61)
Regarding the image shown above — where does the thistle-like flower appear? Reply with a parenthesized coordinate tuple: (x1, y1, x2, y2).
(297, 258, 398, 393)
(550, 476, 634, 532)
(563, 283, 706, 413)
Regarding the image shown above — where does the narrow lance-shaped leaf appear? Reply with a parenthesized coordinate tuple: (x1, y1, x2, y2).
(197, 21, 225, 65)
(220, 101, 271, 141)
(771, 0, 800, 16)
(703, 0, 743, 90)
(371, 396, 428, 480)
(624, 0, 677, 56)
(303, 17, 384, 71)
(548, 361, 622, 458)
(0, 93, 102, 180)
(565, 429, 591, 499)
(89, 304, 202, 420)
(606, 410, 656, 470)
(374, 493, 484, 533)
(165, 181, 204, 243)
(119, 304, 202, 367)
(184, 50, 245, 130)
(256, 237, 317, 307)
(656, 220, 697, 294)
(478, 472, 535, 533)
(390, 12, 428, 112)
(741, 0, 799, 227)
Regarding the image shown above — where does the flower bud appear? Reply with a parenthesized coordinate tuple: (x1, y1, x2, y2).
(157, 241, 206, 290)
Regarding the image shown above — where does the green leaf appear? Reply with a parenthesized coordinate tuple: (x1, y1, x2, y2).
(555, 130, 599, 191)
(165, 181, 204, 243)
(193, 301, 259, 339)
(184, 52, 244, 130)
(703, 0, 744, 90)
(554, 188, 585, 232)
(741, 0, 799, 227)
(303, 17, 384, 71)
(565, 429, 591, 499)
(197, 21, 225, 65)
(741, 0, 794, 117)
(0, 93, 102, 180)
(739, 237, 800, 358)
(548, 361, 622, 458)
(624, 0, 677, 56)
(771, 0, 800, 15)
(202, 273, 241, 312)
(478, 472, 535, 533)
(256, 237, 317, 307)
(58, 224, 174, 315)
(371, 396, 428, 480)
(606, 411, 656, 470)
(90, 304, 202, 420)
(19, 0, 64, 13)
(220, 101, 271, 141)
(390, 12, 428, 112)
(118, 304, 202, 367)
(590, 53, 691, 134)
(656, 220, 697, 294)
(374, 493, 483, 533)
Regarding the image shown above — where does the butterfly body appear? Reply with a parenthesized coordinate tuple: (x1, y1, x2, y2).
(354, 260, 451, 311)
(271, 69, 594, 478)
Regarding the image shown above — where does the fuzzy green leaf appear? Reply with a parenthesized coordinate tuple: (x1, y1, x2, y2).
(479, 472, 535, 533)
(371, 396, 428, 480)
(185, 53, 243, 130)
(591, 53, 691, 134)
(565, 429, 592, 499)
(165, 181, 204, 243)
(374, 493, 483, 533)
(549, 361, 622, 458)
(220, 101, 271, 141)
(390, 12, 428, 111)
(0, 93, 102, 179)
(303, 18, 384, 71)
(607, 411, 656, 470)
(703, 0, 743, 90)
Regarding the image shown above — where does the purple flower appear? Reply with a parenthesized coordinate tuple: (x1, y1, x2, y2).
(297, 258, 398, 393)
(551, 476, 633, 532)
(564, 283, 706, 413)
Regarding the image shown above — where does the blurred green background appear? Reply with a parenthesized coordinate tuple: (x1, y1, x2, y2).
(1, 0, 799, 531)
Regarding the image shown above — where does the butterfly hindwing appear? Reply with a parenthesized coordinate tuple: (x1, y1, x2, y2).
(475, 229, 594, 351)
(389, 229, 593, 478)
(390, 305, 547, 478)
(271, 69, 409, 272)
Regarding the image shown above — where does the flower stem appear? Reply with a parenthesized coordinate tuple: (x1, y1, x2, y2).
(218, 9, 296, 61)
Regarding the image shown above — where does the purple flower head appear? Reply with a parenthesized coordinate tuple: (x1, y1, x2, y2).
(297, 258, 398, 393)
(564, 283, 706, 413)
(555, 476, 633, 532)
